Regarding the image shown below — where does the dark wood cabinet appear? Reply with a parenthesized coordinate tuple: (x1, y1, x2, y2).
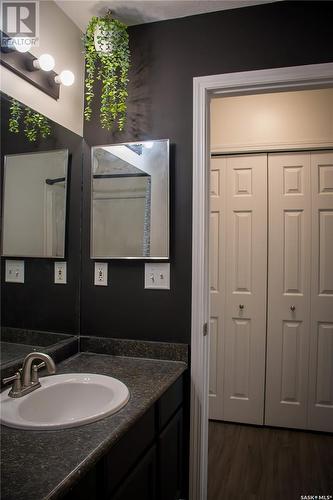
(111, 446, 157, 500)
(102, 407, 155, 496)
(158, 408, 183, 500)
(63, 374, 185, 500)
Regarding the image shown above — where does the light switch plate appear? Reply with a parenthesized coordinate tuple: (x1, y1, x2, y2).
(54, 262, 67, 284)
(5, 260, 25, 283)
(94, 262, 108, 286)
(145, 263, 170, 290)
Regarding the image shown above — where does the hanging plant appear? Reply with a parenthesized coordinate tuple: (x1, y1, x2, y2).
(8, 98, 51, 142)
(84, 11, 130, 131)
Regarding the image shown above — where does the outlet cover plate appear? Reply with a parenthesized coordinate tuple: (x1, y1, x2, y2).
(145, 263, 170, 290)
(94, 262, 108, 286)
(54, 262, 67, 284)
(5, 260, 25, 283)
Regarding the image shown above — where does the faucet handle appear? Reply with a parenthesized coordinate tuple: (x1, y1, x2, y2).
(3, 372, 22, 393)
(31, 362, 46, 383)
(3, 372, 20, 385)
(35, 362, 46, 370)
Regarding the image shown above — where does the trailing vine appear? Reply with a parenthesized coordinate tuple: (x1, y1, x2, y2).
(24, 108, 51, 142)
(8, 98, 51, 142)
(84, 11, 130, 131)
(9, 98, 22, 133)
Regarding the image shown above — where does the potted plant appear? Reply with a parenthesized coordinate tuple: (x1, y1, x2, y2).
(84, 10, 130, 131)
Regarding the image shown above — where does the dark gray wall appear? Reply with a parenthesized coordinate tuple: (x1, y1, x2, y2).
(82, 1, 333, 343)
(1, 94, 82, 334)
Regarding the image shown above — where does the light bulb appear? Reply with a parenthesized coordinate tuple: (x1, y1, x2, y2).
(33, 54, 55, 71)
(144, 141, 154, 149)
(12, 37, 31, 53)
(55, 70, 75, 87)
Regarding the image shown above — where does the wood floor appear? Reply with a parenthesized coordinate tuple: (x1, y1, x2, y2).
(208, 421, 333, 500)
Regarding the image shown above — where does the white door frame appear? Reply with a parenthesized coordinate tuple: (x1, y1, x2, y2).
(190, 62, 333, 500)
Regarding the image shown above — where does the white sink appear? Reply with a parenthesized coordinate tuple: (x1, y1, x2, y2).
(0, 373, 130, 430)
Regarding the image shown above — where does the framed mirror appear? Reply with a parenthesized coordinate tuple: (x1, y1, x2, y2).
(2, 149, 69, 258)
(91, 139, 169, 259)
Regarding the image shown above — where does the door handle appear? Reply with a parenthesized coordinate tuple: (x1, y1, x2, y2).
(290, 305, 296, 312)
(239, 304, 244, 310)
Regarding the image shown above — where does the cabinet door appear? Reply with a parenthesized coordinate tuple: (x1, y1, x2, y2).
(102, 407, 155, 496)
(308, 151, 333, 432)
(266, 153, 311, 429)
(223, 154, 267, 424)
(111, 446, 156, 500)
(158, 408, 183, 500)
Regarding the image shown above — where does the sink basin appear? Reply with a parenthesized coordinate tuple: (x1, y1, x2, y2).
(0, 373, 130, 430)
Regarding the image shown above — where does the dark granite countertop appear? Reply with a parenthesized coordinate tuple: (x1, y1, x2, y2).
(1, 352, 187, 500)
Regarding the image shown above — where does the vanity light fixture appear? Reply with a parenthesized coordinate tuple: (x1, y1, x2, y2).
(32, 53, 55, 72)
(0, 30, 74, 98)
(55, 70, 75, 87)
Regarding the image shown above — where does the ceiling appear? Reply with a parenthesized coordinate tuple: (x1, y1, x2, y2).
(55, 0, 278, 31)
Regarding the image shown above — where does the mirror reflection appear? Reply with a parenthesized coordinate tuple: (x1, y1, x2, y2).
(2, 150, 69, 258)
(0, 92, 82, 376)
(91, 139, 169, 259)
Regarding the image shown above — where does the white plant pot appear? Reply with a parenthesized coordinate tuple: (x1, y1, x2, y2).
(94, 24, 113, 53)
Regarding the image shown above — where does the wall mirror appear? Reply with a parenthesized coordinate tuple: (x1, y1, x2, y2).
(91, 139, 169, 259)
(1, 92, 82, 377)
(2, 149, 69, 258)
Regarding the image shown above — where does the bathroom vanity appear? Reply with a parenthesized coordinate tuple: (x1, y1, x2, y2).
(1, 345, 188, 500)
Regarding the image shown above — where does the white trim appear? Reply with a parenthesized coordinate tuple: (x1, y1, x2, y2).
(211, 140, 333, 155)
(190, 63, 333, 500)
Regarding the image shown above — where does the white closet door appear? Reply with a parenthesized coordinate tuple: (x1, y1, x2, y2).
(223, 154, 267, 424)
(308, 151, 333, 432)
(209, 157, 226, 419)
(266, 153, 311, 429)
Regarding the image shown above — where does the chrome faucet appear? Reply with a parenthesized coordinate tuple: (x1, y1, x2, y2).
(2, 352, 56, 398)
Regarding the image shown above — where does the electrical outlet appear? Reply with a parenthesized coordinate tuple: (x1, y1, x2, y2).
(54, 262, 67, 284)
(144, 263, 170, 290)
(94, 262, 108, 286)
(5, 260, 25, 283)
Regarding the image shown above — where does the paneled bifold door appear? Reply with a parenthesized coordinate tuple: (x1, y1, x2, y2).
(209, 151, 333, 432)
(265, 152, 333, 432)
(265, 153, 312, 429)
(209, 154, 267, 425)
(308, 153, 333, 432)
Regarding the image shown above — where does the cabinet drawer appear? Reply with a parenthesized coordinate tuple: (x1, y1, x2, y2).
(157, 376, 183, 431)
(102, 406, 155, 496)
